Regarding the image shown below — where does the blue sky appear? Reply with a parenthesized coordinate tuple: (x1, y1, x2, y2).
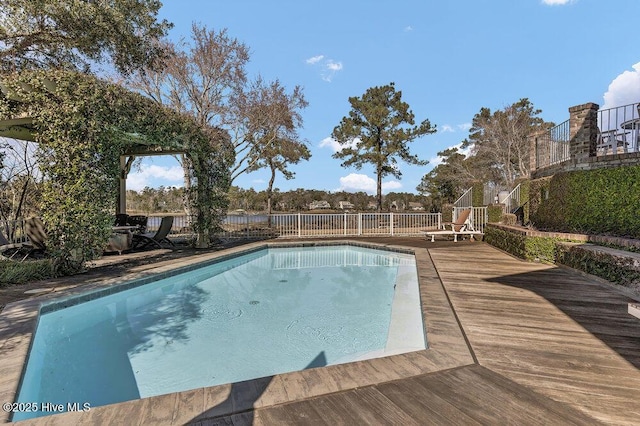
(129, 0, 640, 193)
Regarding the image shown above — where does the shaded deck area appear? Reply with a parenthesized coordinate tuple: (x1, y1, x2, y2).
(1, 238, 639, 424)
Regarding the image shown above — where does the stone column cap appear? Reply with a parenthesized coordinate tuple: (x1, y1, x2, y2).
(569, 102, 599, 113)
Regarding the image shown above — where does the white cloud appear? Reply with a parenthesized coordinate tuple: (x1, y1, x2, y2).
(319, 136, 359, 153)
(306, 55, 324, 65)
(326, 60, 343, 71)
(428, 142, 473, 167)
(541, 0, 574, 5)
(337, 173, 402, 194)
(404, 26, 413, 32)
(127, 164, 183, 191)
(439, 123, 471, 133)
(321, 60, 343, 82)
(306, 55, 343, 82)
(601, 62, 640, 111)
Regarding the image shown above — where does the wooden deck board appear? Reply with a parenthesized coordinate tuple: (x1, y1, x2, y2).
(209, 365, 597, 425)
(429, 243, 640, 425)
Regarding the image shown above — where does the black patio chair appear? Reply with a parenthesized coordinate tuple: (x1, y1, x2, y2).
(131, 216, 174, 249)
(114, 213, 129, 227)
(126, 215, 148, 233)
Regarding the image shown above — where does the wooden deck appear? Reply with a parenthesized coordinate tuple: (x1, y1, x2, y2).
(2, 239, 639, 424)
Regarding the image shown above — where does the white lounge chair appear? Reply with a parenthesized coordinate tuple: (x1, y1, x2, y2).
(421, 209, 482, 242)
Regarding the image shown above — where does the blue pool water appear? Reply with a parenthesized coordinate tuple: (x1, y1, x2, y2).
(14, 245, 424, 420)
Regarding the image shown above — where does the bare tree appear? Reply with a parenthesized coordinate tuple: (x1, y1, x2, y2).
(464, 98, 551, 188)
(0, 139, 42, 236)
(127, 24, 296, 188)
(244, 79, 310, 214)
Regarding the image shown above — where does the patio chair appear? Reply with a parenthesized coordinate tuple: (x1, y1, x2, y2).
(421, 209, 481, 242)
(131, 216, 174, 249)
(114, 213, 129, 227)
(126, 215, 148, 233)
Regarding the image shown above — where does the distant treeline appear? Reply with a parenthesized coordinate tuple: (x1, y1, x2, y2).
(125, 186, 433, 214)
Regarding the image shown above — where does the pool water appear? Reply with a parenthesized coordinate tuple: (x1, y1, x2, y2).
(14, 245, 425, 420)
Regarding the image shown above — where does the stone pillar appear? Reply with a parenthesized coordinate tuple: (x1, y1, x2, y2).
(569, 103, 599, 162)
(529, 130, 546, 173)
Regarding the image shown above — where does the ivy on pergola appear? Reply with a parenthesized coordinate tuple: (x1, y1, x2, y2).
(0, 69, 234, 273)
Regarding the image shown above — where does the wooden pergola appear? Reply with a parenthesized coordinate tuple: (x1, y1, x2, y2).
(0, 80, 187, 215)
(0, 70, 232, 260)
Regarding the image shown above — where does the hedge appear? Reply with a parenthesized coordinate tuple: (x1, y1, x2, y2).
(556, 244, 640, 295)
(484, 226, 564, 263)
(530, 165, 640, 238)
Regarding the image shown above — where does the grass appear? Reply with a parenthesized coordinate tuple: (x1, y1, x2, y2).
(0, 258, 56, 286)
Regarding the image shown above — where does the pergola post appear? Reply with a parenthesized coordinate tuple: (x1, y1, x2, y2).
(117, 155, 136, 215)
(117, 156, 127, 215)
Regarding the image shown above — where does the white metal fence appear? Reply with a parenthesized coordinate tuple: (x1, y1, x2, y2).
(6, 211, 487, 248)
(453, 206, 488, 234)
(145, 212, 493, 240)
(219, 213, 443, 239)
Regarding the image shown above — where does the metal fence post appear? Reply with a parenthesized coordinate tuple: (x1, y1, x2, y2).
(297, 212, 301, 238)
(358, 213, 362, 235)
(390, 212, 394, 236)
(343, 213, 347, 235)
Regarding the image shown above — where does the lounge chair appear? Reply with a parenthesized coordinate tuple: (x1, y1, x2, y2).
(421, 209, 482, 242)
(132, 216, 174, 249)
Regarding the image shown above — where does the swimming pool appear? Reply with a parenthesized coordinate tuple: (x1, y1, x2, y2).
(13, 244, 425, 420)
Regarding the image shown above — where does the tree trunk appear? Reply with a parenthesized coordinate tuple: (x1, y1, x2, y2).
(267, 164, 276, 226)
(180, 154, 193, 222)
(376, 168, 383, 212)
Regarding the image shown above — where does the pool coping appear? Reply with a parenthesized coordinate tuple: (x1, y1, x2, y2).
(0, 240, 475, 425)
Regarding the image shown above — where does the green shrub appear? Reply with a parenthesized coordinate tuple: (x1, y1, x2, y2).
(501, 213, 517, 226)
(487, 205, 503, 223)
(556, 244, 640, 292)
(484, 226, 526, 259)
(471, 181, 484, 207)
(530, 165, 640, 238)
(0, 259, 57, 286)
(484, 225, 569, 263)
(518, 179, 531, 225)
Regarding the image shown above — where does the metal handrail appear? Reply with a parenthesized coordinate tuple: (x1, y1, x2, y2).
(536, 119, 570, 168)
(597, 102, 640, 155)
(504, 183, 521, 214)
(454, 187, 473, 208)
